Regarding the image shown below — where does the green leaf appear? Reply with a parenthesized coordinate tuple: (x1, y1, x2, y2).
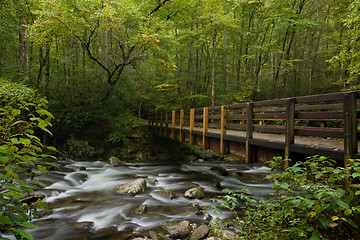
(0, 215, 14, 225)
(335, 199, 349, 209)
(39, 126, 53, 136)
(352, 172, 360, 178)
(344, 209, 352, 216)
(355, 190, 360, 196)
(348, 219, 358, 228)
(10, 120, 26, 127)
(11, 228, 33, 240)
(19, 221, 37, 228)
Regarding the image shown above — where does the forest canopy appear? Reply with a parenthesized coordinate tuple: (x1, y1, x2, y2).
(0, 0, 360, 132)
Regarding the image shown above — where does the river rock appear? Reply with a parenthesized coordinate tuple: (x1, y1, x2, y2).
(148, 178, 158, 185)
(210, 166, 229, 176)
(211, 229, 239, 240)
(117, 178, 147, 195)
(161, 220, 191, 238)
(73, 221, 93, 229)
(190, 225, 209, 240)
(148, 230, 159, 240)
(155, 190, 177, 199)
(133, 204, 147, 215)
(108, 156, 127, 167)
(205, 237, 221, 240)
(184, 187, 205, 199)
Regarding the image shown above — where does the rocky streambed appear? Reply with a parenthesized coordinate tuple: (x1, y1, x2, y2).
(11, 157, 275, 240)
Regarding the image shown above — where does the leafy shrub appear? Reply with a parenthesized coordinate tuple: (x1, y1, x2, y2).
(0, 82, 56, 239)
(67, 137, 95, 158)
(211, 156, 360, 240)
(0, 78, 39, 106)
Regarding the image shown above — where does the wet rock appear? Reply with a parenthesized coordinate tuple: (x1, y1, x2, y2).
(72, 172, 88, 183)
(211, 229, 239, 240)
(73, 221, 93, 229)
(79, 166, 87, 171)
(148, 230, 159, 240)
(210, 166, 229, 176)
(117, 178, 147, 195)
(229, 171, 244, 177)
(190, 225, 209, 240)
(148, 178, 158, 185)
(202, 150, 214, 159)
(191, 202, 200, 209)
(108, 156, 127, 167)
(133, 204, 147, 215)
(133, 238, 147, 240)
(161, 220, 191, 238)
(206, 237, 221, 240)
(184, 187, 205, 199)
(155, 190, 177, 199)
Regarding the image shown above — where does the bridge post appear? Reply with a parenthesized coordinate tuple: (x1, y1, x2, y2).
(203, 107, 209, 149)
(246, 103, 254, 163)
(344, 92, 358, 165)
(179, 109, 184, 142)
(285, 98, 295, 167)
(190, 109, 195, 145)
(171, 111, 176, 140)
(220, 106, 227, 155)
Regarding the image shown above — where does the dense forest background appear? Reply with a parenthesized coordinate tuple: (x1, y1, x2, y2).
(1, 0, 360, 138)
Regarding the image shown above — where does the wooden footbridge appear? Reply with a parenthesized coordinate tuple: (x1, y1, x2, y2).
(148, 91, 360, 166)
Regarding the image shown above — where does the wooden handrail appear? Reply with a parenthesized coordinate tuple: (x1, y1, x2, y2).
(149, 90, 360, 165)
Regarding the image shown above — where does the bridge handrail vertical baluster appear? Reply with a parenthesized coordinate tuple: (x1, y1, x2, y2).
(179, 109, 184, 142)
(246, 102, 254, 163)
(171, 110, 176, 140)
(190, 109, 195, 145)
(203, 107, 209, 149)
(344, 92, 358, 164)
(220, 106, 227, 155)
(285, 98, 295, 167)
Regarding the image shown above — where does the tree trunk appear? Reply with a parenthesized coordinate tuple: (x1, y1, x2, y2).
(223, 25, 227, 92)
(0, 15, 2, 76)
(175, 26, 184, 109)
(211, 25, 216, 106)
(104, 29, 110, 84)
(19, 16, 26, 75)
(45, 45, 51, 97)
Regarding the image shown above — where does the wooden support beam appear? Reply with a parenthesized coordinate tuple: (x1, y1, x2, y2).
(285, 98, 295, 167)
(171, 111, 175, 140)
(343, 92, 358, 189)
(220, 106, 227, 155)
(246, 103, 254, 163)
(190, 109, 195, 145)
(179, 109, 184, 142)
(344, 92, 358, 164)
(203, 107, 209, 149)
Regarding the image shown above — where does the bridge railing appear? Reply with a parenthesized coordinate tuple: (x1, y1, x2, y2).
(149, 91, 360, 166)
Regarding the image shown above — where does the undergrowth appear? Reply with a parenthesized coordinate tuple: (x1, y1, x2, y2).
(211, 155, 360, 240)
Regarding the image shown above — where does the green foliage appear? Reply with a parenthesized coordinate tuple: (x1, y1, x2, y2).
(211, 156, 360, 239)
(107, 132, 129, 145)
(66, 136, 95, 158)
(0, 78, 39, 106)
(0, 83, 56, 239)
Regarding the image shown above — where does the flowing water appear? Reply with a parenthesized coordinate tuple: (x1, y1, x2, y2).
(8, 158, 275, 239)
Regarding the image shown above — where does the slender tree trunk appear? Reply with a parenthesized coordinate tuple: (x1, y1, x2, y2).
(104, 29, 110, 84)
(45, 45, 50, 97)
(211, 25, 216, 106)
(223, 25, 227, 92)
(175, 26, 184, 109)
(19, 16, 26, 76)
(0, 15, 2, 76)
